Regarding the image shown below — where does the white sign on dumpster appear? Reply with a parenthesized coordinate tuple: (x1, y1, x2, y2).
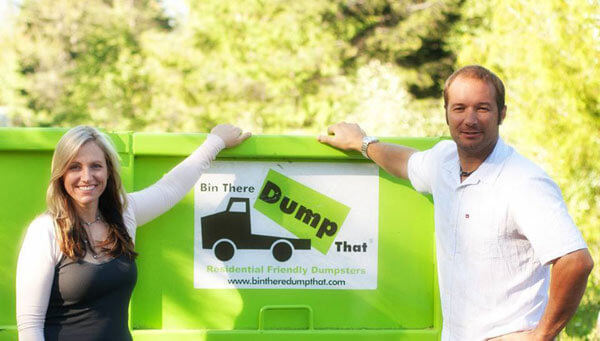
(193, 161, 379, 290)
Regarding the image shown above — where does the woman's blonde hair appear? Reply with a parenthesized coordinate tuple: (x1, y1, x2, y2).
(47, 126, 136, 260)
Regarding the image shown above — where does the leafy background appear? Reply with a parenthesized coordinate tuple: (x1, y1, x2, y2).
(0, 0, 598, 338)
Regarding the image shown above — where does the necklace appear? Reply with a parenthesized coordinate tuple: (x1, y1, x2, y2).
(81, 215, 101, 228)
(84, 237, 104, 259)
(83, 238, 104, 259)
(460, 166, 476, 177)
(82, 215, 104, 259)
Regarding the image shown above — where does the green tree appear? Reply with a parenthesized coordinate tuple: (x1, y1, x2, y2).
(141, 0, 465, 134)
(5, 0, 465, 135)
(326, 0, 464, 98)
(0, 4, 23, 124)
(138, 0, 354, 133)
(10, 0, 171, 130)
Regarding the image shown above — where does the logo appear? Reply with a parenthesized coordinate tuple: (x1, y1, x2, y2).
(254, 169, 350, 254)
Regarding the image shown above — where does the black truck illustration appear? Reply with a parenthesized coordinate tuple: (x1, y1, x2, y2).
(201, 197, 311, 262)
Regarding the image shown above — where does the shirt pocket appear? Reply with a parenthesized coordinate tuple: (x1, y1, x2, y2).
(459, 197, 503, 260)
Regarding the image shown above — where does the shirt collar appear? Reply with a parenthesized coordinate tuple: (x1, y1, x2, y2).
(442, 137, 513, 188)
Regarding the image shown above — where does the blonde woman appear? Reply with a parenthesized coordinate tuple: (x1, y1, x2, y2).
(16, 124, 250, 341)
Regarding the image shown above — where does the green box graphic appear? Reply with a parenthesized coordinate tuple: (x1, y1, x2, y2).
(254, 169, 350, 254)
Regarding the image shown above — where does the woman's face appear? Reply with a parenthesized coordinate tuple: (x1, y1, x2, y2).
(63, 141, 109, 211)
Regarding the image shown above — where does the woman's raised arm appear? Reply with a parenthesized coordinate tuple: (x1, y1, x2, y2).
(128, 124, 250, 227)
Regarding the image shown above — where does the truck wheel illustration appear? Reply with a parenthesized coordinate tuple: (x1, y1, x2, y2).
(271, 240, 294, 262)
(213, 239, 236, 261)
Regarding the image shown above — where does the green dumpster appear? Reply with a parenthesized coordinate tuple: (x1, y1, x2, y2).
(0, 127, 442, 340)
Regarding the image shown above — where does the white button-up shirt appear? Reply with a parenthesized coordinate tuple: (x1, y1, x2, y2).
(407, 138, 587, 340)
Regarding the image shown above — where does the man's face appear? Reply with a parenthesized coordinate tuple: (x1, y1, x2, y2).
(446, 76, 506, 159)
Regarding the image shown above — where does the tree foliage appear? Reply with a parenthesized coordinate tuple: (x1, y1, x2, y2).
(327, 0, 463, 98)
(9, 0, 170, 129)
(3, 0, 462, 134)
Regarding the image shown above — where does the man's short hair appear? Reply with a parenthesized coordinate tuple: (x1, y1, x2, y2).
(443, 65, 506, 117)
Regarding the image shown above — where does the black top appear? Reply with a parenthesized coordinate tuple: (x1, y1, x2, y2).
(44, 255, 137, 341)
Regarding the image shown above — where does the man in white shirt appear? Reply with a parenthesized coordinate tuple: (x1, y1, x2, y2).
(318, 65, 594, 340)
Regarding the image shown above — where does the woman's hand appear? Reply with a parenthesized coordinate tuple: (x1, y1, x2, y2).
(210, 124, 251, 148)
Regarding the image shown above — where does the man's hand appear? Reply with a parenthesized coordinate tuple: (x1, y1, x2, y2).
(211, 124, 251, 148)
(318, 121, 416, 180)
(317, 122, 366, 152)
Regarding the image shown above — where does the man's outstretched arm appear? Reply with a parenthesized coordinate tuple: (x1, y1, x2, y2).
(317, 122, 417, 180)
